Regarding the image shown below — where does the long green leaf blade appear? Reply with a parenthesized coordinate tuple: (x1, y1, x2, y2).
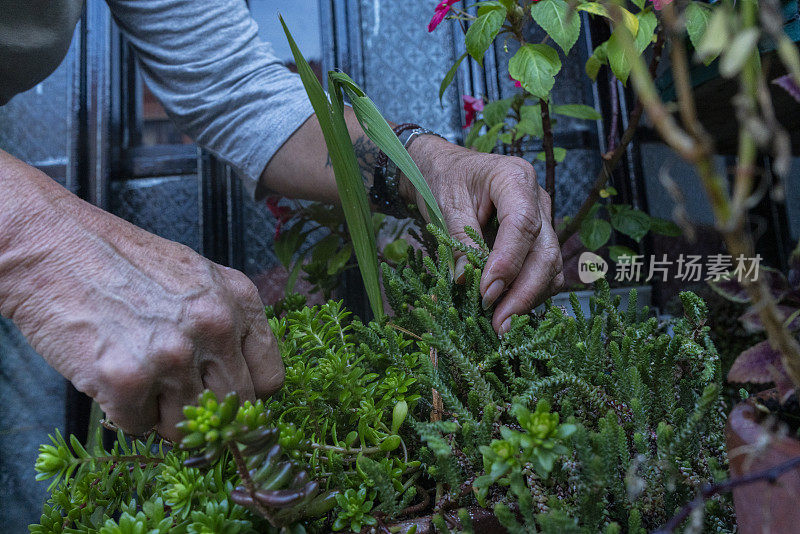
(280, 16, 383, 319)
(328, 71, 448, 236)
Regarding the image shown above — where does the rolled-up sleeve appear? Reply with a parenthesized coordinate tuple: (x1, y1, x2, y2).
(107, 0, 314, 196)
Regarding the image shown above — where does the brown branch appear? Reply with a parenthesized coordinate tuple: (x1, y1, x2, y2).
(652, 455, 800, 533)
(541, 99, 556, 226)
(609, 1, 800, 387)
(557, 34, 665, 245)
(607, 74, 620, 153)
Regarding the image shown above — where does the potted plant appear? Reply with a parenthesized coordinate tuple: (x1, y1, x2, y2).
(29, 14, 737, 533)
(709, 242, 800, 532)
(592, 0, 800, 531)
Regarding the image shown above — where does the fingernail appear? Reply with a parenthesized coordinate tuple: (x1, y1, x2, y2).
(499, 317, 512, 335)
(454, 256, 468, 284)
(482, 279, 505, 310)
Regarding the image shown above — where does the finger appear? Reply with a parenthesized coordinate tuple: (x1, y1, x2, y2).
(156, 378, 205, 442)
(443, 195, 485, 284)
(94, 356, 160, 436)
(242, 317, 285, 398)
(201, 352, 256, 404)
(492, 197, 563, 333)
(480, 175, 543, 309)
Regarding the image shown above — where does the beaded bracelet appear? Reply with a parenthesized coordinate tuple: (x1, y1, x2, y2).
(370, 123, 444, 219)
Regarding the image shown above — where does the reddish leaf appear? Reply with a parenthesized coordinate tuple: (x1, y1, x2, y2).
(738, 305, 800, 334)
(773, 74, 800, 104)
(728, 341, 791, 388)
(708, 266, 789, 303)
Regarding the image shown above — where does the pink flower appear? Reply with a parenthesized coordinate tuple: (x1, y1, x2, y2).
(509, 74, 522, 89)
(650, 0, 673, 10)
(428, 0, 459, 32)
(462, 95, 484, 128)
(266, 196, 293, 239)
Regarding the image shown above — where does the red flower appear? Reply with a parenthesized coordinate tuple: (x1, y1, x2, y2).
(509, 74, 522, 89)
(428, 0, 459, 32)
(462, 95, 484, 128)
(266, 196, 293, 239)
(650, 0, 673, 10)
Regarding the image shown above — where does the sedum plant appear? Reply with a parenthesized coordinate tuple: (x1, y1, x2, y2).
(32, 227, 732, 533)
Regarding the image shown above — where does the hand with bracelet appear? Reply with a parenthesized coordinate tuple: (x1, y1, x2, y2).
(262, 109, 564, 334)
(1, 0, 562, 442)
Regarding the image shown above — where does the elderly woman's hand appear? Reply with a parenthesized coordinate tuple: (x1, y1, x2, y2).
(404, 135, 564, 333)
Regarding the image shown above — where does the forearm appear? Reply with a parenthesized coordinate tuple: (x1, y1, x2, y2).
(259, 107, 453, 208)
(0, 150, 78, 320)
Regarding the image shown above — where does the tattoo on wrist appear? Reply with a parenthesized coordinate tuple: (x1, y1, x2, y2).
(324, 136, 381, 189)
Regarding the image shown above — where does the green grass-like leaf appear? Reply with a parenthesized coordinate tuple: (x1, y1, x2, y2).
(281, 16, 384, 320)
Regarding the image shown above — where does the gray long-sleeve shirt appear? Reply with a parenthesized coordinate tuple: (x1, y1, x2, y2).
(0, 0, 314, 196)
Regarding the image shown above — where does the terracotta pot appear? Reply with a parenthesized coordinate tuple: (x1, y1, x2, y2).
(726, 389, 800, 533)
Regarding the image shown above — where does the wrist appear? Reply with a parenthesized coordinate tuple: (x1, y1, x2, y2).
(400, 134, 459, 206)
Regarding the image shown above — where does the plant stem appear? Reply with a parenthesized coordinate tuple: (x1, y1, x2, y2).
(652, 455, 800, 533)
(540, 99, 556, 226)
(610, 2, 800, 387)
(557, 34, 664, 245)
(229, 442, 276, 526)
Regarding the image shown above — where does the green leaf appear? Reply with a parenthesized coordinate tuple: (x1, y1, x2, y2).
(329, 71, 447, 236)
(508, 43, 562, 101)
(483, 98, 513, 126)
(606, 27, 635, 84)
(274, 224, 304, 268)
(719, 28, 760, 78)
(618, 7, 639, 39)
(465, 119, 485, 148)
(552, 104, 601, 120)
(312, 233, 341, 264)
(529, 0, 581, 55)
(535, 147, 567, 162)
(466, 8, 507, 65)
(585, 42, 607, 80)
(473, 123, 504, 153)
(580, 218, 612, 250)
(608, 245, 637, 262)
(499, 132, 514, 144)
(282, 17, 384, 319)
(685, 2, 712, 51)
(631, 0, 645, 10)
(576, 3, 609, 19)
(633, 10, 657, 54)
(696, 8, 731, 64)
(649, 217, 682, 236)
(440, 53, 468, 106)
(383, 238, 409, 263)
(327, 244, 352, 275)
(610, 207, 650, 242)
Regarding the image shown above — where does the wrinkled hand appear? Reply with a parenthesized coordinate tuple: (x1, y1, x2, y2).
(0, 157, 283, 441)
(405, 135, 564, 333)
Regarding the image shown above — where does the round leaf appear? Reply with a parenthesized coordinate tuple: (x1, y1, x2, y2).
(508, 44, 562, 101)
(580, 218, 612, 250)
